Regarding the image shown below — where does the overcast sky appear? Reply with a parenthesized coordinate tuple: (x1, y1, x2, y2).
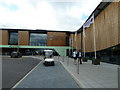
(0, 0, 102, 31)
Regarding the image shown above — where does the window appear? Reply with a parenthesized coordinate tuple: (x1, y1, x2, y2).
(30, 33, 47, 46)
(9, 32, 18, 45)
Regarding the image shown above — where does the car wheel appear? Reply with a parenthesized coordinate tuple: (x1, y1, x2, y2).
(52, 62, 55, 66)
(12, 55, 16, 58)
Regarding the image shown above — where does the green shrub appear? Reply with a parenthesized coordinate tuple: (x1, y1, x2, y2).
(82, 57, 89, 62)
(92, 58, 100, 65)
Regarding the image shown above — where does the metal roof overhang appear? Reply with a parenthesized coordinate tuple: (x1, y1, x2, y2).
(1, 28, 73, 34)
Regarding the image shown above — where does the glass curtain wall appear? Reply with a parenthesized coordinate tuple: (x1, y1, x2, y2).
(30, 33, 47, 46)
(85, 44, 120, 65)
(9, 32, 18, 45)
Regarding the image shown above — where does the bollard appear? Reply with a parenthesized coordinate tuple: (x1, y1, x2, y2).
(118, 66, 120, 90)
(67, 56, 69, 66)
(58, 55, 59, 61)
(63, 56, 64, 62)
(77, 58, 79, 74)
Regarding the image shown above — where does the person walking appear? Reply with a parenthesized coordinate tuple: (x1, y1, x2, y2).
(73, 50, 78, 65)
(78, 49, 82, 64)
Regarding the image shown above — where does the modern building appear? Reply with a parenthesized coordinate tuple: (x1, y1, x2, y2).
(0, 29, 72, 56)
(0, 2, 120, 64)
(71, 2, 120, 64)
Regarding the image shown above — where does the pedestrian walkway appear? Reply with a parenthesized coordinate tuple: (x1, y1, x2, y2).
(58, 56, 118, 88)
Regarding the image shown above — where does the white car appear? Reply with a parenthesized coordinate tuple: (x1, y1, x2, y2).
(43, 50, 54, 66)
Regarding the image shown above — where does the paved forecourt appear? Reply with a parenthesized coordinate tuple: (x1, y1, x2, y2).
(59, 56, 118, 88)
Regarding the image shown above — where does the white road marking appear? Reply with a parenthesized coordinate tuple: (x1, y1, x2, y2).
(11, 57, 42, 89)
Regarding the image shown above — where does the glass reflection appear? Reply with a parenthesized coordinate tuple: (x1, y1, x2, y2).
(9, 32, 18, 45)
(30, 33, 47, 46)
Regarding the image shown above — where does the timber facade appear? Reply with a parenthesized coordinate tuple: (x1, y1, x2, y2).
(71, 2, 120, 64)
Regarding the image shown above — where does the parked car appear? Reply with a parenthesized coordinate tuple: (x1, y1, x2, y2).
(43, 50, 54, 66)
(11, 51, 22, 58)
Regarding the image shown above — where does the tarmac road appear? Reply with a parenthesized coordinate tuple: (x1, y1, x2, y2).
(2, 56, 41, 89)
(15, 61, 80, 88)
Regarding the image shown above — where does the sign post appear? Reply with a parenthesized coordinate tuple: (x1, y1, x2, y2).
(118, 65, 120, 90)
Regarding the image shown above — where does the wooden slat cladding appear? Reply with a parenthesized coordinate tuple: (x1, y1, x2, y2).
(104, 2, 119, 47)
(69, 34, 74, 47)
(0, 30, 8, 45)
(76, 33, 81, 50)
(47, 32, 66, 46)
(73, 33, 81, 50)
(69, 33, 81, 50)
(18, 31, 29, 45)
(84, 2, 119, 52)
(85, 25, 94, 52)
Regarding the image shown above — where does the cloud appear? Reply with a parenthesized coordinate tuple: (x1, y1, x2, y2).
(49, 0, 101, 31)
(0, 0, 101, 31)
